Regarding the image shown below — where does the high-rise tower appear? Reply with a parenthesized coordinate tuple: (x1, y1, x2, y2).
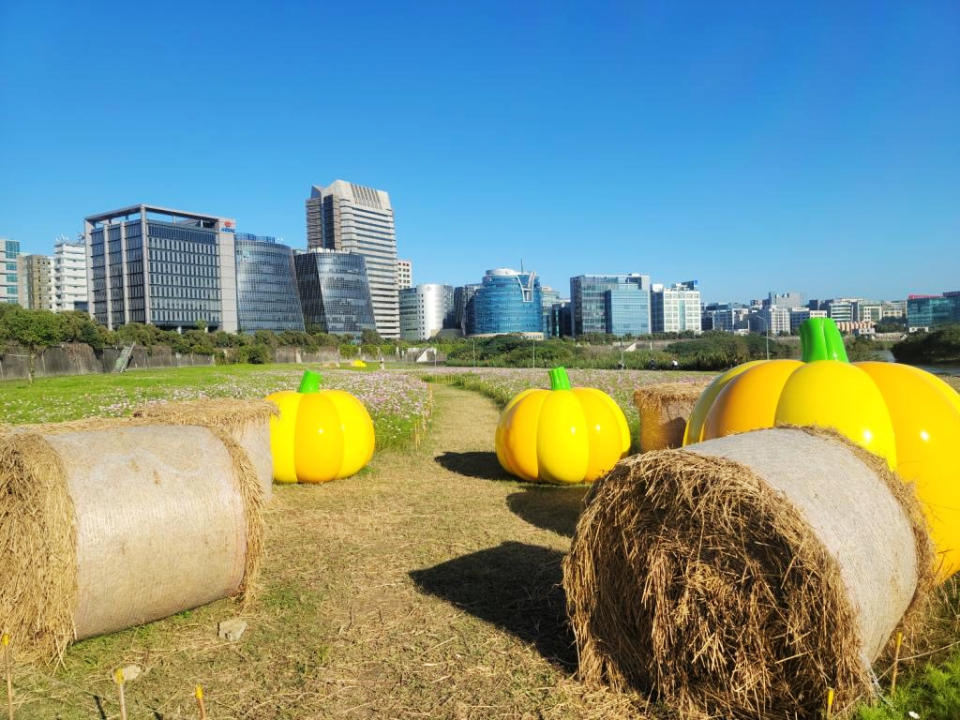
(305, 180, 399, 338)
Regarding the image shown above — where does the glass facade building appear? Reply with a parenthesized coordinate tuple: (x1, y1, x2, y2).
(454, 284, 480, 336)
(469, 268, 543, 336)
(294, 250, 376, 338)
(85, 205, 238, 331)
(0, 238, 21, 304)
(907, 293, 960, 331)
(651, 281, 702, 333)
(571, 274, 650, 336)
(399, 284, 455, 341)
(235, 233, 305, 332)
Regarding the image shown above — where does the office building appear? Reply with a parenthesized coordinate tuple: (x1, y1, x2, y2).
(52, 238, 89, 312)
(753, 305, 792, 335)
(651, 281, 701, 333)
(703, 302, 749, 332)
(17, 254, 52, 310)
(765, 291, 804, 309)
(0, 238, 20, 304)
(306, 180, 399, 338)
(397, 259, 413, 290)
(541, 285, 561, 336)
(570, 274, 650, 336)
(470, 268, 543, 337)
(824, 299, 855, 323)
(546, 301, 572, 337)
(399, 283, 454, 341)
(294, 249, 376, 338)
(789, 308, 828, 333)
(907, 292, 960, 331)
(85, 205, 237, 331)
(881, 300, 907, 318)
(852, 300, 882, 324)
(454, 284, 480, 336)
(234, 233, 304, 333)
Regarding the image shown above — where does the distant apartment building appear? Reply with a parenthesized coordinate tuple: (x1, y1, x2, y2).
(570, 274, 650, 336)
(907, 292, 960, 332)
(470, 268, 543, 337)
(399, 283, 454, 341)
(751, 305, 792, 335)
(52, 238, 89, 312)
(703, 303, 749, 332)
(651, 281, 701, 333)
(294, 249, 376, 338)
(396, 259, 413, 290)
(789, 308, 828, 333)
(0, 238, 20, 304)
(85, 204, 238, 331)
(765, 291, 804, 309)
(306, 180, 399, 338)
(16, 254, 52, 310)
(234, 233, 304, 333)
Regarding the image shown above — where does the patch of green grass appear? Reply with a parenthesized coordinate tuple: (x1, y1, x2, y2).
(857, 652, 960, 719)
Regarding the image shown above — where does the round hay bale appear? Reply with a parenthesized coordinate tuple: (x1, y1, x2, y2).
(0, 422, 263, 662)
(563, 427, 933, 718)
(633, 380, 711, 452)
(132, 398, 276, 501)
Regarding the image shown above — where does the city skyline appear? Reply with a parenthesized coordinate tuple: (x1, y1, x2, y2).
(2, 1, 958, 303)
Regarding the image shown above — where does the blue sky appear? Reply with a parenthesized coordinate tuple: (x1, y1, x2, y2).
(1, 0, 957, 303)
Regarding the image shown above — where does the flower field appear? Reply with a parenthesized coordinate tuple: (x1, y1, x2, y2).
(0, 365, 432, 449)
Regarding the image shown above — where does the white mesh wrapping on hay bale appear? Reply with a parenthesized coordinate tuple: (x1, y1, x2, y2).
(132, 398, 275, 501)
(0, 422, 263, 661)
(563, 427, 933, 718)
(632, 380, 710, 452)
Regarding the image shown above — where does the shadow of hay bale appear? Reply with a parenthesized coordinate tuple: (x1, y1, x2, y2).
(506, 486, 588, 537)
(409, 541, 576, 670)
(435, 450, 509, 481)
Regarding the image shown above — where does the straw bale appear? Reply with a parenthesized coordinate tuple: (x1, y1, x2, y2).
(632, 379, 711, 452)
(563, 427, 933, 718)
(132, 398, 276, 501)
(0, 422, 263, 662)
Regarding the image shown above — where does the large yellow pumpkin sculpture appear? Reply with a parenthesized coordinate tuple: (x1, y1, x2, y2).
(684, 318, 960, 578)
(495, 367, 630, 484)
(266, 370, 375, 483)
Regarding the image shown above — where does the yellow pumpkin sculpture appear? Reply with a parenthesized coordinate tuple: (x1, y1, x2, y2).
(684, 317, 960, 579)
(495, 367, 630, 484)
(266, 370, 375, 483)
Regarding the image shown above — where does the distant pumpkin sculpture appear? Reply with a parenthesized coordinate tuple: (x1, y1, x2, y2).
(266, 370, 375, 483)
(495, 367, 630, 484)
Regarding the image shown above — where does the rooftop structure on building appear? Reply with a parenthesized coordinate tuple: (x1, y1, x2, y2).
(84, 204, 238, 331)
(306, 180, 399, 338)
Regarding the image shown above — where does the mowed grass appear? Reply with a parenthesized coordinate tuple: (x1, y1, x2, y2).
(2, 364, 960, 718)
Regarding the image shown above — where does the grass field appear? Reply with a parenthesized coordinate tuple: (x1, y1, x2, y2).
(1, 364, 960, 718)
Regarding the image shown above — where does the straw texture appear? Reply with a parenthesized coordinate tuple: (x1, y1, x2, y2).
(632, 380, 710, 452)
(133, 399, 276, 501)
(563, 427, 933, 718)
(0, 419, 264, 662)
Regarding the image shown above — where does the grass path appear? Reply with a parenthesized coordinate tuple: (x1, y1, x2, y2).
(15, 384, 640, 719)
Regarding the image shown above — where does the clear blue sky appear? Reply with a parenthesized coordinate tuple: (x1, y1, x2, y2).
(1, 0, 957, 303)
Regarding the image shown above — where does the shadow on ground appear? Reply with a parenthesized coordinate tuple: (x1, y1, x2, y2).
(435, 450, 509, 481)
(409, 541, 576, 670)
(506, 486, 588, 538)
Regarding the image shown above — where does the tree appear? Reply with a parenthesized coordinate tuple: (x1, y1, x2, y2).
(0, 307, 63, 383)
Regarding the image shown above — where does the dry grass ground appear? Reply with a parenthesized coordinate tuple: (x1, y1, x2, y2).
(10, 384, 648, 719)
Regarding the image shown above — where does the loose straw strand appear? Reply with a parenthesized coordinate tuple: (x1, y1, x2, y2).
(113, 668, 127, 720)
(3, 633, 12, 720)
(890, 631, 904, 693)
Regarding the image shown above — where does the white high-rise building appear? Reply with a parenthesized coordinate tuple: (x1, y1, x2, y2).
(0, 238, 20, 304)
(399, 283, 454, 341)
(52, 237, 89, 312)
(651, 281, 702, 333)
(397, 259, 413, 290)
(306, 180, 399, 338)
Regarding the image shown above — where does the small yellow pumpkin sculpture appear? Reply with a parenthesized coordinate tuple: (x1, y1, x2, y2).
(266, 370, 375, 483)
(495, 367, 630, 484)
(684, 317, 960, 579)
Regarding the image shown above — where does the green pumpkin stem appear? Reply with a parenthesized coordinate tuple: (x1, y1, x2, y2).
(800, 318, 849, 363)
(298, 370, 322, 393)
(549, 366, 572, 391)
